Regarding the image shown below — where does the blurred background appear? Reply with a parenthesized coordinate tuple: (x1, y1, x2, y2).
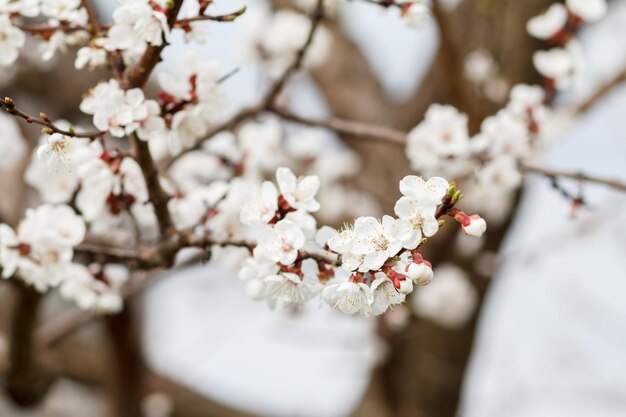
(1, 0, 626, 416)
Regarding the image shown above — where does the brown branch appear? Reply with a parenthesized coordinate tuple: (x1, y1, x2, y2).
(118, 1, 188, 238)
(574, 66, 626, 114)
(15, 22, 90, 34)
(80, 0, 101, 33)
(131, 134, 175, 238)
(0, 98, 105, 138)
(268, 107, 626, 193)
(520, 161, 626, 192)
(174, 6, 248, 25)
(104, 305, 145, 417)
(270, 105, 407, 144)
(264, 0, 326, 106)
(6, 284, 54, 406)
(166, 105, 263, 166)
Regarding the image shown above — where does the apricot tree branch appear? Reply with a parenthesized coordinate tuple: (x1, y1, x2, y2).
(575, 67, 626, 114)
(1, 97, 105, 138)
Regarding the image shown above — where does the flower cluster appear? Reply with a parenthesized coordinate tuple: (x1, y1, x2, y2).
(99, 0, 170, 62)
(0, 204, 127, 312)
(0, 205, 129, 312)
(528, 0, 607, 91)
(156, 52, 228, 155)
(234, 168, 485, 317)
(25, 126, 153, 244)
(80, 79, 165, 140)
(0, 0, 90, 66)
(406, 84, 556, 222)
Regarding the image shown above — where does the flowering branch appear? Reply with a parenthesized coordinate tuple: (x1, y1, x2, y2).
(174, 6, 248, 26)
(1, 98, 105, 138)
(121, 0, 185, 89)
(264, 0, 326, 106)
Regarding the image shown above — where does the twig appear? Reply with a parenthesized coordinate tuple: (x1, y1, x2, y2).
(170, 0, 326, 161)
(264, 0, 326, 106)
(80, 0, 101, 33)
(165, 105, 262, 166)
(520, 162, 626, 193)
(270, 106, 407, 145)
(15, 22, 90, 34)
(575, 66, 626, 114)
(1, 98, 105, 138)
(174, 6, 248, 26)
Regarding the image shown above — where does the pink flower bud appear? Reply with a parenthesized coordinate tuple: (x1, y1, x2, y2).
(462, 214, 487, 237)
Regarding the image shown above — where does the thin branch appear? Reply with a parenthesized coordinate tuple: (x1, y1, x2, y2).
(131, 134, 176, 238)
(520, 162, 626, 193)
(574, 66, 626, 114)
(1, 98, 105, 138)
(170, 0, 327, 161)
(166, 105, 262, 166)
(15, 22, 90, 34)
(174, 6, 248, 26)
(80, 0, 102, 34)
(270, 105, 407, 145)
(264, 0, 326, 106)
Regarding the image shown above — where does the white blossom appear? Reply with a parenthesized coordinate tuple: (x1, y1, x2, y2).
(406, 104, 471, 177)
(240, 182, 278, 225)
(352, 216, 402, 272)
(0, 112, 27, 169)
(464, 49, 498, 84)
(0, 15, 25, 67)
(526, 3, 567, 40)
(276, 167, 320, 212)
(322, 281, 373, 316)
(253, 219, 305, 265)
(60, 263, 129, 312)
(412, 264, 477, 328)
(0, 224, 19, 278)
(81, 79, 164, 139)
(238, 257, 279, 300)
(566, 0, 607, 23)
(370, 273, 405, 316)
(0, 0, 40, 17)
(264, 259, 322, 307)
(402, 2, 431, 29)
(75, 45, 107, 70)
(533, 42, 584, 90)
(103, 0, 170, 56)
